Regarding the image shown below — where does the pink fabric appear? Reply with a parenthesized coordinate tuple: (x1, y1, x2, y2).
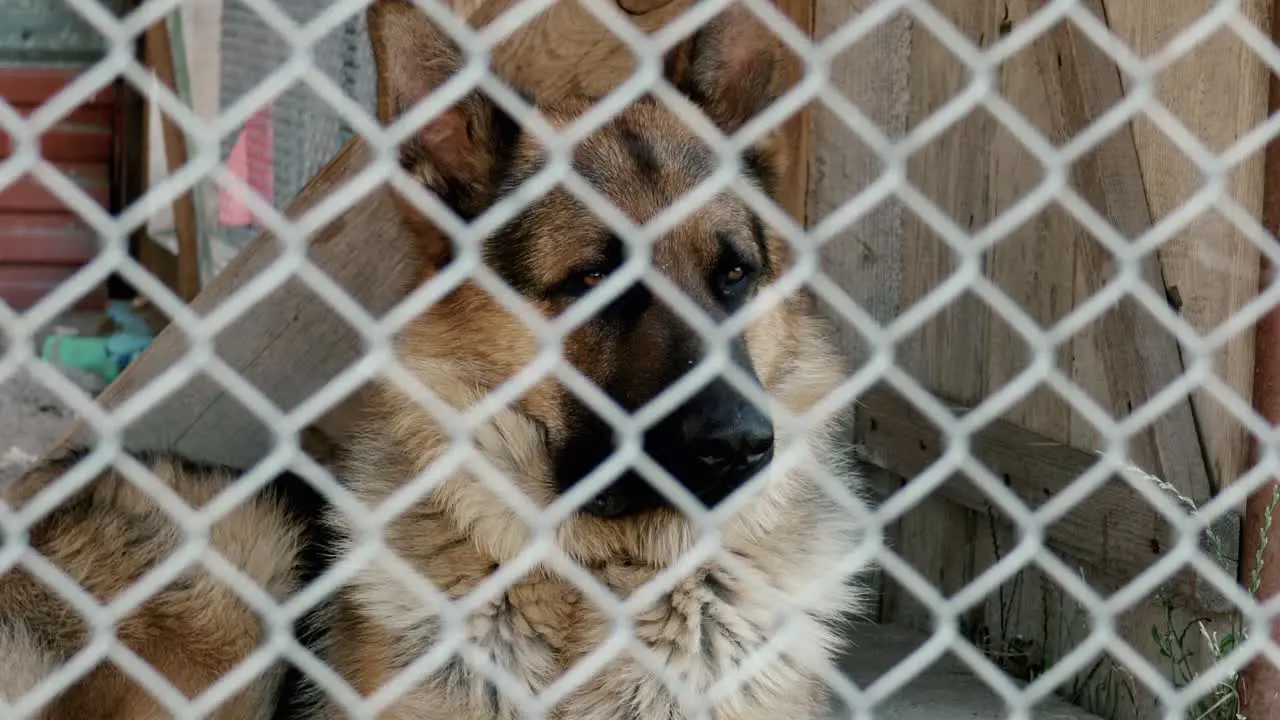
(218, 106, 274, 227)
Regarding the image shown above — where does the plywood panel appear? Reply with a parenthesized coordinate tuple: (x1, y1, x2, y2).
(896, 0, 996, 406)
(804, 0, 906, 623)
(1104, 0, 1269, 493)
(809, 2, 911, 357)
(810, 1, 1245, 715)
(984, 5, 1078, 443)
(854, 386, 1238, 613)
(873, 0, 1006, 630)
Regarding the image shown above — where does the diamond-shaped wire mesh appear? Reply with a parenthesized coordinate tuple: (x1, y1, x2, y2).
(3, 0, 1280, 718)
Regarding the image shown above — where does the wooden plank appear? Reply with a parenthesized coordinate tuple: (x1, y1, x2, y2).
(880, 0, 1003, 632)
(48, 0, 750, 469)
(121, 72, 182, 296)
(984, 2, 1077, 443)
(853, 386, 1239, 612)
(898, 0, 998, 407)
(804, 1, 1239, 715)
(1036, 10, 1227, 716)
(864, 0, 1215, 505)
(0, 163, 111, 212)
(874, 5, 1235, 718)
(56, 138, 412, 466)
(0, 215, 97, 264)
(807, 1, 911, 356)
(1, 117, 114, 164)
(0, 68, 115, 107)
(1009, 0, 1215, 506)
(806, 3, 1226, 703)
(133, 236, 182, 297)
(144, 18, 201, 303)
(1103, 0, 1269, 493)
(0, 265, 108, 311)
(8, 104, 115, 126)
(805, 0, 901, 621)
(1, 104, 115, 165)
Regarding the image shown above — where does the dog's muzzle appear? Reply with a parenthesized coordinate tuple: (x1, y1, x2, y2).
(574, 378, 775, 519)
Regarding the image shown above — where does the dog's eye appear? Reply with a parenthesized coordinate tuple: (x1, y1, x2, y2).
(719, 264, 753, 292)
(560, 269, 610, 297)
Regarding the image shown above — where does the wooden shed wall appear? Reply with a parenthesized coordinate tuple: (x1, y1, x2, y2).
(0, 68, 113, 311)
(811, 0, 1271, 716)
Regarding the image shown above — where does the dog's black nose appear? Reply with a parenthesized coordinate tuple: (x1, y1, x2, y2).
(678, 380, 775, 486)
(686, 414, 774, 475)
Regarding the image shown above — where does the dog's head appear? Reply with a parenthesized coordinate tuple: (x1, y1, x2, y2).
(367, 0, 845, 560)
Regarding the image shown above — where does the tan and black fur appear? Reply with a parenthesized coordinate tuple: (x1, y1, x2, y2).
(0, 450, 328, 719)
(1, 1, 869, 717)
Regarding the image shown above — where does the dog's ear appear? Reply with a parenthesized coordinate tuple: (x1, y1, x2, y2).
(368, 0, 518, 219)
(663, 3, 786, 136)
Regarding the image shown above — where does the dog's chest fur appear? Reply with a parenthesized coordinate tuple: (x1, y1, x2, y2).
(323, 504, 846, 720)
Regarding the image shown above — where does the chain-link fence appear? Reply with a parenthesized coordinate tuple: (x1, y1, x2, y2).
(217, 0, 376, 248)
(3, 0, 1280, 718)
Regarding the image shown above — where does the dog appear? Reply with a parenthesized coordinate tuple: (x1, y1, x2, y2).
(0, 451, 329, 719)
(0, 1, 868, 717)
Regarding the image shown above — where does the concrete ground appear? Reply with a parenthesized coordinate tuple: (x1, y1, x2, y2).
(839, 623, 1102, 719)
(0, 310, 108, 486)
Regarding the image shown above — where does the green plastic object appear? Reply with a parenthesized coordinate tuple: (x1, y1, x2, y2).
(42, 335, 120, 383)
(41, 332, 153, 384)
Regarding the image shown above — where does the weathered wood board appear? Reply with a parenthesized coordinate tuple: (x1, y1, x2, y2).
(854, 387, 1240, 613)
(812, 1, 1270, 717)
(1106, 0, 1269, 496)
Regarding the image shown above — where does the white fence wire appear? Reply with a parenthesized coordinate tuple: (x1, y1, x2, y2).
(2, 0, 1280, 718)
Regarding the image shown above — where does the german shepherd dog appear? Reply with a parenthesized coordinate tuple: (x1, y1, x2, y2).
(0, 1, 868, 717)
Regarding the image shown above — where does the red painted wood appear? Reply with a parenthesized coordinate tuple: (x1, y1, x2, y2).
(0, 124, 114, 163)
(0, 68, 115, 107)
(8, 104, 114, 126)
(0, 163, 111, 212)
(1, 101, 114, 163)
(0, 265, 107, 311)
(0, 215, 98, 264)
(0, 67, 117, 311)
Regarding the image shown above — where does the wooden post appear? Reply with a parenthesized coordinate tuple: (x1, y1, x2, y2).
(142, 17, 202, 302)
(1238, 2, 1280, 714)
(1239, 245, 1280, 719)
